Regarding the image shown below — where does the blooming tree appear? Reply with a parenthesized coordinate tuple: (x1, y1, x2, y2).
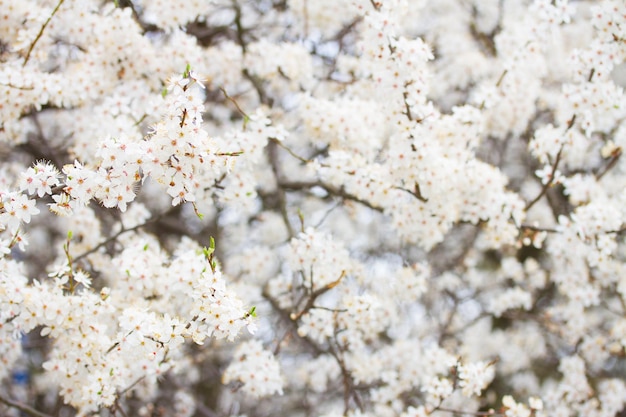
(1, 0, 626, 416)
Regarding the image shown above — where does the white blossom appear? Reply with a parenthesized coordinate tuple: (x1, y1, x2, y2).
(0, 0, 625, 416)
(222, 340, 284, 398)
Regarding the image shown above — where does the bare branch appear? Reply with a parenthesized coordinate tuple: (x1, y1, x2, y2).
(0, 394, 54, 417)
(525, 145, 564, 211)
(23, 0, 66, 67)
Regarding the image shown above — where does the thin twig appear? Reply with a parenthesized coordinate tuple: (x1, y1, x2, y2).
(220, 87, 249, 120)
(596, 147, 622, 180)
(261, 285, 325, 356)
(267, 139, 295, 237)
(291, 271, 346, 321)
(313, 201, 342, 229)
(0, 82, 34, 90)
(369, 0, 382, 10)
(435, 406, 502, 416)
(519, 224, 558, 233)
(279, 180, 384, 212)
(328, 342, 364, 414)
(73, 215, 161, 263)
(232, 0, 247, 53)
(495, 69, 508, 88)
(0, 394, 54, 417)
(525, 145, 564, 211)
(393, 182, 428, 202)
(23, 0, 66, 67)
(269, 138, 312, 164)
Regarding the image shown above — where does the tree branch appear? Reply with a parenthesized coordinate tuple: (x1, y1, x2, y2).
(525, 145, 564, 211)
(23, 0, 66, 67)
(0, 394, 54, 417)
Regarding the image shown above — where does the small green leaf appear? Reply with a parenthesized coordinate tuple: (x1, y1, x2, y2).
(203, 246, 213, 257)
(143, 244, 149, 251)
(248, 306, 257, 317)
(183, 63, 191, 78)
(67, 230, 73, 240)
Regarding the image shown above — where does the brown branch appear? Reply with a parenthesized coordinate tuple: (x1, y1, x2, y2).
(269, 138, 312, 164)
(262, 280, 367, 414)
(72, 214, 161, 263)
(179, 108, 188, 128)
(393, 182, 428, 202)
(261, 285, 324, 356)
(118, 0, 141, 27)
(110, 399, 130, 417)
(319, 17, 362, 86)
(369, 0, 382, 10)
(588, 68, 595, 82)
(525, 145, 564, 211)
(118, 375, 146, 397)
(495, 69, 508, 88)
(566, 114, 577, 131)
(328, 342, 364, 414)
(279, 179, 384, 212)
(434, 406, 502, 416)
(519, 224, 558, 233)
(220, 87, 250, 120)
(291, 271, 346, 321)
(437, 295, 460, 344)
(607, 226, 626, 234)
(267, 139, 295, 237)
(22, 111, 65, 171)
(232, 0, 247, 53)
(403, 89, 414, 121)
(596, 147, 622, 180)
(0, 394, 54, 417)
(429, 223, 481, 276)
(331, 16, 363, 43)
(0, 82, 34, 90)
(242, 68, 273, 107)
(23, 0, 66, 67)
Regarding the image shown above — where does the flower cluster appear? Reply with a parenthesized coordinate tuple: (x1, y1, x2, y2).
(222, 340, 284, 398)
